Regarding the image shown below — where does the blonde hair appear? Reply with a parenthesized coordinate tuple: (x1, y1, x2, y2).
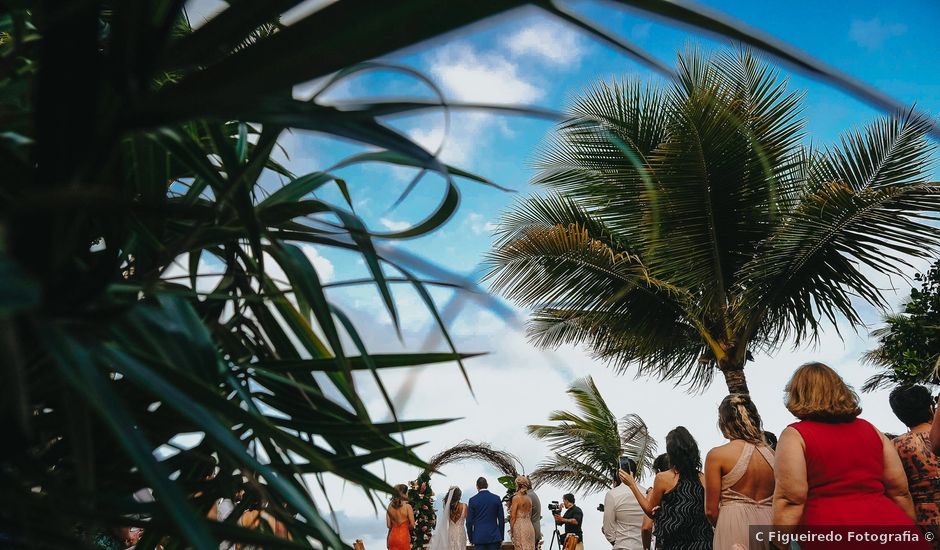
(785, 362, 861, 423)
(718, 393, 765, 444)
(390, 484, 408, 509)
(514, 475, 529, 495)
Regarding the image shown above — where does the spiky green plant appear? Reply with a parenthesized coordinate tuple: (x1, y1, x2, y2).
(487, 47, 940, 395)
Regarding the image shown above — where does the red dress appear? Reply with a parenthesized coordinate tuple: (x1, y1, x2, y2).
(387, 517, 411, 550)
(790, 418, 930, 548)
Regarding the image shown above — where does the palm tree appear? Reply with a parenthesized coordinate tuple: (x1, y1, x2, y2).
(486, 47, 940, 395)
(528, 377, 656, 494)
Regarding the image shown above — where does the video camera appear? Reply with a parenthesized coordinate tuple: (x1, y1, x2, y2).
(547, 501, 562, 514)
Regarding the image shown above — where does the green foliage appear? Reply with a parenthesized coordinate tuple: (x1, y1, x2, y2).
(408, 473, 436, 550)
(527, 377, 656, 494)
(1, 3, 499, 548)
(487, 47, 940, 394)
(864, 261, 940, 391)
(496, 475, 517, 521)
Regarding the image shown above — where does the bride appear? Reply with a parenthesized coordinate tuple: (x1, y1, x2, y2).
(427, 486, 467, 550)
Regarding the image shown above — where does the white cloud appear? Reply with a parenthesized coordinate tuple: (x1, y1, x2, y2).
(849, 18, 907, 50)
(380, 218, 412, 231)
(272, 130, 319, 179)
(408, 123, 471, 166)
(301, 246, 335, 282)
(257, 245, 335, 286)
(386, 42, 548, 174)
(395, 110, 493, 173)
(162, 255, 223, 292)
(467, 212, 499, 236)
(428, 43, 544, 105)
(505, 21, 586, 67)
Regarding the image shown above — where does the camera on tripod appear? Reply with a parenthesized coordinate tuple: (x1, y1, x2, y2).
(547, 501, 562, 514)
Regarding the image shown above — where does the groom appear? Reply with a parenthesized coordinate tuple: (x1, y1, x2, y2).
(467, 477, 504, 550)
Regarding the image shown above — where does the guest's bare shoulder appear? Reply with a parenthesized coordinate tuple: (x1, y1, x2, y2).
(706, 440, 740, 465)
(654, 470, 677, 487)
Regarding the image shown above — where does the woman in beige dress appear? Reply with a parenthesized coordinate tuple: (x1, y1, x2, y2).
(704, 394, 775, 550)
(510, 476, 535, 550)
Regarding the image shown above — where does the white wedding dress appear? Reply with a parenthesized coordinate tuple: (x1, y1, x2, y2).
(428, 487, 468, 550)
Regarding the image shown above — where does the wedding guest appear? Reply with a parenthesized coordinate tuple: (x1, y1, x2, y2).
(602, 457, 645, 550)
(931, 393, 940, 455)
(93, 527, 141, 550)
(773, 363, 925, 549)
(510, 477, 536, 550)
(704, 394, 774, 550)
(525, 477, 542, 550)
(236, 486, 290, 549)
(387, 484, 415, 550)
(620, 427, 712, 550)
(209, 476, 243, 550)
(642, 454, 670, 550)
(889, 385, 940, 538)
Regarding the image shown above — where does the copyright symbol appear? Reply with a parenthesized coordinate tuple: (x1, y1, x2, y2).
(926, 532, 935, 542)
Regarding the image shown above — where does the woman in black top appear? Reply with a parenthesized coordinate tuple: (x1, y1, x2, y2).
(620, 427, 713, 550)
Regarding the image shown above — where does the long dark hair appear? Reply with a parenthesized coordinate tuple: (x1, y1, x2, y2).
(652, 453, 671, 473)
(390, 484, 408, 509)
(665, 426, 701, 480)
(449, 487, 463, 522)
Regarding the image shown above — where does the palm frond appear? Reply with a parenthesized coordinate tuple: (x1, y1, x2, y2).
(531, 79, 669, 243)
(528, 454, 614, 495)
(486, 209, 714, 390)
(528, 308, 713, 391)
(738, 110, 940, 346)
(527, 377, 656, 493)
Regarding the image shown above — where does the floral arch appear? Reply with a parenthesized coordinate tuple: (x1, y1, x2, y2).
(409, 442, 523, 550)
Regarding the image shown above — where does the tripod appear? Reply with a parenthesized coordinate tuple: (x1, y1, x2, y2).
(546, 526, 563, 550)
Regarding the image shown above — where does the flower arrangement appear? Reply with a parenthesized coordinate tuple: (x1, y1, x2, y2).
(408, 472, 436, 550)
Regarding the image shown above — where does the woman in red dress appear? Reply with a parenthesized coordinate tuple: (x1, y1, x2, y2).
(387, 484, 416, 550)
(773, 363, 928, 549)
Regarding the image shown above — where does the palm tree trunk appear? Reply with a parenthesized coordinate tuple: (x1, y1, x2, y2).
(720, 366, 749, 394)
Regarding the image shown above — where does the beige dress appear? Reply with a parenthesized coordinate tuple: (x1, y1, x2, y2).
(713, 443, 775, 550)
(511, 494, 535, 550)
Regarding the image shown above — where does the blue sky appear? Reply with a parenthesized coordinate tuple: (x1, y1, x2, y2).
(184, 1, 940, 548)
(292, 0, 940, 300)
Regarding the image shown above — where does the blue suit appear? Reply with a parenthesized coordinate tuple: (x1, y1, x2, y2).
(466, 489, 505, 550)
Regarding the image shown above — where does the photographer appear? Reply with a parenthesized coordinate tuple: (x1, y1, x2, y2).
(553, 494, 583, 550)
(602, 458, 645, 550)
